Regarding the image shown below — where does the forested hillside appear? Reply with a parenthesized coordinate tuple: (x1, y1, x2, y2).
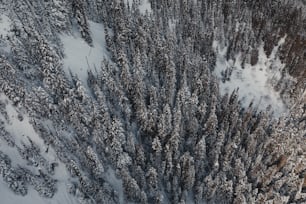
(0, 0, 305, 203)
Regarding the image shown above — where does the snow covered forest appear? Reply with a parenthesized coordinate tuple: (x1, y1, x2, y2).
(0, 0, 305, 203)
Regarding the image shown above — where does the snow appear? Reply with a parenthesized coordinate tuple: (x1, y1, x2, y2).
(126, 0, 133, 8)
(139, 0, 152, 14)
(168, 19, 177, 32)
(0, 94, 79, 204)
(105, 168, 124, 204)
(0, 178, 77, 204)
(2, 97, 45, 150)
(0, 179, 77, 204)
(60, 21, 108, 90)
(0, 14, 11, 53)
(0, 15, 11, 37)
(50, 162, 78, 204)
(213, 37, 288, 116)
(0, 180, 44, 204)
(125, 0, 152, 14)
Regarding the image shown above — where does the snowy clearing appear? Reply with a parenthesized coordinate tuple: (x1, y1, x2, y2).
(126, 0, 133, 8)
(168, 19, 177, 32)
(126, 0, 152, 14)
(0, 15, 11, 37)
(0, 181, 46, 204)
(0, 179, 77, 204)
(0, 94, 78, 204)
(139, 0, 152, 14)
(60, 21, 108, 89)
(213, 37, 288, 116)
(105, 168, 124, 204)
(0, 14, 11, 53)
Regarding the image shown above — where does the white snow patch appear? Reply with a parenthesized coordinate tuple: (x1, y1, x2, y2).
(0, 15, 11, 37)
(60, 21, 108, 90)
(126, 0, 133, 8)
(125, 0, 152, 14)
(0, 179, 78, 204)
(213, 37, 288, 116)
(2, 98, 45, 150)
(0, 180, 45, 204)
(51, 162, 79, 204)
(0, 178, 77, 204)
(105, 168, 124, 204)
(168, 19, 177, 32)
(0, 15, 12, 52)
(0, 94, 78, 204)
(139, 0, 152, 14)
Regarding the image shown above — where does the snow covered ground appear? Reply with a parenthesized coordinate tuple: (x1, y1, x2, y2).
(126, 0, 152, 14)
(60, 21, 108, 90)
(168, 19, 177, 32)
(0, 179, 77, 204)
(0, 15, 11, 37)
(0, 14, 12, 53)
(139, 0, 152, 14)
(0, 94, 78, 204)
(213, 37, 288, 116)
(105, 168, 124, 204)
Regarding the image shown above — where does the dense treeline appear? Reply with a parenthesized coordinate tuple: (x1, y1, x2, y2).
(0, 0, 305, 203)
